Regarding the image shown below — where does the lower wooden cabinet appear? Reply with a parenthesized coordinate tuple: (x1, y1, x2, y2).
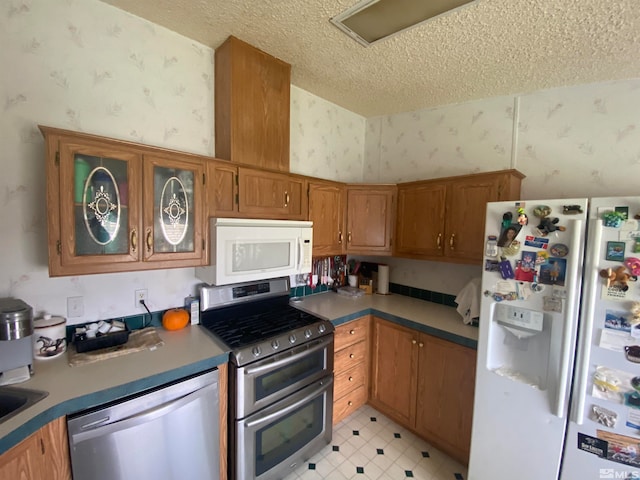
(0, 417, 71, 480)
(332, 316, 370, 425)
(369, 317, 476, 465)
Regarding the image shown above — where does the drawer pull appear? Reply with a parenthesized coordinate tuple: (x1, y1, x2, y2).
(419, 342, 424, 348)
(349, 329, 355, 335)
(349, 353, 355, 359)
(348, 401, 353, 406)
(348, 376, 353, 382)
(411, 339, 417, 345)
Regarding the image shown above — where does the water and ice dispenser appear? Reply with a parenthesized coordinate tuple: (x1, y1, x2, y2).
(486, 303, 551, 390)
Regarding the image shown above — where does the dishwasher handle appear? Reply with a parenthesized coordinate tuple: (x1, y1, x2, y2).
(70, 382, 215, 445)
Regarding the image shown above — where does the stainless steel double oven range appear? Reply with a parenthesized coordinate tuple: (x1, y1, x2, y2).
(200, 277, 334, 480)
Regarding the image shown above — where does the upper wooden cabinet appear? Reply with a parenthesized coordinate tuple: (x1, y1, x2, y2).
(395, 169, 523, 264)
(41, 126, 207, 276)
(206, 159, 238, 218)
(237, 167, 306, 220)
(308, 180, 346, 256)
(215, 36, 291, 172)
(345, 185, 396, 255)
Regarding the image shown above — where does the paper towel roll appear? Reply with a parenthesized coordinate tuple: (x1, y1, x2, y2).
(377, 264, 389, 295)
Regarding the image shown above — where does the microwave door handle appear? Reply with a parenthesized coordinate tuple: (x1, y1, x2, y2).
(297, 237, 303, 271)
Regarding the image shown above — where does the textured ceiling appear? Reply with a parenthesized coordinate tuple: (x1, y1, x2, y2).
(100, 0, 640, 117)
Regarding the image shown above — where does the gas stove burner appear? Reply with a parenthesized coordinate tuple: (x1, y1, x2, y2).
(199, 277, 334, 366)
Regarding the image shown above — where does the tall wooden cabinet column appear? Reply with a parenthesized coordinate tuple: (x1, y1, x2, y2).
(215, 36, 291, 172)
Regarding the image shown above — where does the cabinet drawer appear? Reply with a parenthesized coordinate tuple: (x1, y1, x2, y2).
(334, 363, 366, 400)
(334, 340, 367, 370)
(333, 384, 367, 425)
(334, 317, 369, 351)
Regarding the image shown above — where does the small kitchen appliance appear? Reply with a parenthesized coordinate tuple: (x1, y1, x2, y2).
(200, 276, 334, 480)
(0, 298, 34, 384)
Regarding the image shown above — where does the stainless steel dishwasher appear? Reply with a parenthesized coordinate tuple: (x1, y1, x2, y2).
(67, 369, 219, 480)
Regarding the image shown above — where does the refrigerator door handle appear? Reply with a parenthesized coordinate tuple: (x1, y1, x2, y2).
(569, 218, 602, 424)
(554, 218, 585, 418)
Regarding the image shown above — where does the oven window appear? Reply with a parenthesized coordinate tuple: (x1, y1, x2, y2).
(255, 349, 326, 402)
(255, 395, 324, 477)
(232, 242, 291, 271)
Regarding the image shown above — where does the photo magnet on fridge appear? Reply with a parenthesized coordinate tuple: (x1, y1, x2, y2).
(538, 258, 566, 286)
(606, 241, 626, 261)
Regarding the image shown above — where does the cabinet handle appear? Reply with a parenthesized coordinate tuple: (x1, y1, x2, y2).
(347, 232, 352, 243)
(349, 329, 356, 335)
(348, 401, 353, 406)
(418, 342, 424, 348)
(40, 438, 45, 455)
(449, 233, 455, 250)
(284, 191, 290, 207)
(411, 339, 417, 345)
(338, 231, 343, 244)
(436, 233, 442, 249)
(146, 228, 153, 253)
(348, 376, 353, 382)
(131, 229, 137, 253)
(349, 353, 355, 359)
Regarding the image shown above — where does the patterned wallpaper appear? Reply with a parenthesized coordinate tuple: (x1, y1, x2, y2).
(290, 85, 365, 182)
(362, 79, 640, 294)
(2, 0, 639, 320)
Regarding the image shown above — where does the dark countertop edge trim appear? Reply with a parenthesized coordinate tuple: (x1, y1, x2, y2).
(330, 308, 478, 350)
(0, 352, 229, 455)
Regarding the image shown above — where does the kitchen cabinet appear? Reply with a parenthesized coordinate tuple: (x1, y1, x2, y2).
(395, 169, 523, 264)
(333, 316, 370, 425)
(40, 126, 207, 276)
(215, 36, 291, 172)
(206, 159, 237, 218)
(414, 334, 476, 467)
(308, 180, 346, 256)
(0, 417, 71, 480)
(369, 317, 476, 465)
(237, 167, 307, 220)
(345, 185, 396, 255)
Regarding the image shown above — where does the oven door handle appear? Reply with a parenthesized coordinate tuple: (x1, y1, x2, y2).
(244, 377, 333, 429)
(244, 336, 332, 376)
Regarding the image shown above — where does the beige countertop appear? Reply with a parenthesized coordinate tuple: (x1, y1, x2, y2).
(1, 291, 476, 456)
(292, 291, 478, 347)
(0, 325, 228, 455)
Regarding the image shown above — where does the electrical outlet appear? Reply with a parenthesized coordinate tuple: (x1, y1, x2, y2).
(135, 289, 148, 309)
(67, 296, 84, 318)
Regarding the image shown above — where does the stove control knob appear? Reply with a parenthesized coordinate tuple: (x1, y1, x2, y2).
(318, 324, 326, 334)
(271, 340, 280, 350)
(304, 329, 312, 338)
(252, 346, 261, 357)
(289, 334, 296, 344)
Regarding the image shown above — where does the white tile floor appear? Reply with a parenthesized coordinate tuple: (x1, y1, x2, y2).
(282, 405, 468, 480)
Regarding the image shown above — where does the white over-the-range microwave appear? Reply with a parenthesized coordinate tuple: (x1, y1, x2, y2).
(195, 218, 313, 286)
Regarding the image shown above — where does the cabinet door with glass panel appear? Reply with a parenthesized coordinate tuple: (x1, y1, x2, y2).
(48, 135, 142, 276)
(142, 154, 205, 266)
(41, 126, 206, 276)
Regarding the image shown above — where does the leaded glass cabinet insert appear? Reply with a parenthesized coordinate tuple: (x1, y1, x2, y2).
(75, 155, 129, 256)
(153, 166, 194, 253)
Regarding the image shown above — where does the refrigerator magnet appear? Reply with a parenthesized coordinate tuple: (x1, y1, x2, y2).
(543, 295, 563, 313)
(590, 404, 618, 428)
(605, 241, 626, 261)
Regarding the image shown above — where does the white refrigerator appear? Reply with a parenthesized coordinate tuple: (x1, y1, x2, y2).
(469, 197, 640, 480)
